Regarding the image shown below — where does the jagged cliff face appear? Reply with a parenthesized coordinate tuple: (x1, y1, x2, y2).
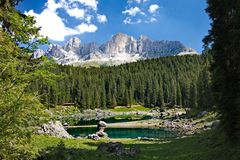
(100, 33, 138, 56)
(35, 33, 198, 65)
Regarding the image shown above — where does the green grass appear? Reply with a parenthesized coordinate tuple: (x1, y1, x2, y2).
(31, 131, 240, 160)
(49, 105, 151, 116)
(49, 105, 80, 116)
(109, 105, 151, 112)
(113, 114, 146, 120)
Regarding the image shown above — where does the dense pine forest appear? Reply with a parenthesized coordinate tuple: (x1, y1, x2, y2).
(29, 54, 213, 110)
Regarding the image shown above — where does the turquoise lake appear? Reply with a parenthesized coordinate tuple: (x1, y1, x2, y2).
(67, 127, 177, 139)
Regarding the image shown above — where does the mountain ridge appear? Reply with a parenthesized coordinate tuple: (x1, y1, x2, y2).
(34, 33, 198, 66)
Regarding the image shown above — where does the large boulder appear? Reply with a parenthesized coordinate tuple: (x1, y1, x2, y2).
(38, 121, 72, 138)
(88, 121, 108, 140)
(98, 142, 124, 153)
(97, 121, 107, 130)
(96, 131, 108, 137)
(97, 142, 140, 157)
(97, 121, 108, 137)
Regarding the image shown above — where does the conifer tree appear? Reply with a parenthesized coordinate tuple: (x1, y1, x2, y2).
(204, 0, 240, 142)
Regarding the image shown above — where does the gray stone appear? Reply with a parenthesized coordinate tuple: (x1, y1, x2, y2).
(96, 131, 108, 137)
(63, 122, 68, 126)
(98, 121, 107, 127)
(38, 121, 72, 138)
(97, 121, 107, 132)
(88, 134, 100, 140)
(97, 142, 140, 157)
(88, 121, 108, 140)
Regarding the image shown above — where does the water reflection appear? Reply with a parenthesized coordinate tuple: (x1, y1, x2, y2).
(67, 127, 177, 138)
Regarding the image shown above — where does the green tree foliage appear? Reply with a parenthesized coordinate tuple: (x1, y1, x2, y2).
(197, 51, 214, 110)
(0, 0, 50, 159)
(204, 0, 240, 143)
(31, 55, 213, 110)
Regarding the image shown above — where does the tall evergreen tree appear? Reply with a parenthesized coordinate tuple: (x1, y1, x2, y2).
(204, 0, 240, 142)
(190, 82, 198, 108)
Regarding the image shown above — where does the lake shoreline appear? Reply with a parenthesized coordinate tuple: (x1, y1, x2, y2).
(46, 106, 219, 137)
(65, 114, 219, 136)
(65, 119, 161, 129)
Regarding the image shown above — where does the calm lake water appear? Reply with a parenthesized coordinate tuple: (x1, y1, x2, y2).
(67, 127, 177, 139)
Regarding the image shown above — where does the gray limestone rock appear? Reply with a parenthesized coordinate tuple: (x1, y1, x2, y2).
(38, 121, 72, 138)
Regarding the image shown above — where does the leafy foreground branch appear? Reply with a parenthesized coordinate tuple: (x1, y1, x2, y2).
(0, 0, 51, 159)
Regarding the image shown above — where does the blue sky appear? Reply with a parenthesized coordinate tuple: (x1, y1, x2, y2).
(17, 0, 210, 52)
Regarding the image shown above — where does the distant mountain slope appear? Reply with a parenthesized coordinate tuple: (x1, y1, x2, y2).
(34, 33, 198, 65)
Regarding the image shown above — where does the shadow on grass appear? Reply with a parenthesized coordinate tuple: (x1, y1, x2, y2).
(36, 140, 138, 160)
(36, 133, 240, 160)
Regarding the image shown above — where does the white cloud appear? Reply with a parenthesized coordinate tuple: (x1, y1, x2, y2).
(136, 19, 142, 24)
(123, 17, 131, 24)
(128, 0, 141, 3)
(122, 7, 144, 16)
(127, 0, 150, 4)
(26, 9, 78, 41)
(122, 0, 160, 25)
(148, 4, 160, 13)
(76, 23, 97, 33)
(123, 17, 142, 24)
(25, 0, 98, 41)
(60, 0, 90, 21)
(149, 17, 157, 23)
(123, 15, 158, 24)
(46, 0, 61, 11)
(86, 15, 92, 23)
(97, 14, 107, 23)
(65, 7, 85, 19)
(69, 0, 98, 10)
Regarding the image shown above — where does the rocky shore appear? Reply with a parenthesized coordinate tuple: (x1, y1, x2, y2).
(42, 107, 219, 138)
(52, 107, 187, 124)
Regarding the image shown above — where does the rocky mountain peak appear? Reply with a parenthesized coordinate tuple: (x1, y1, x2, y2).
(68, 37, 81, 45)
(33, 49, 45, 59)
(34, 33, 198, 66)
(111, 33, 135, 43)
(139, 35, 151, 41)
(63, 37, 81, 51)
